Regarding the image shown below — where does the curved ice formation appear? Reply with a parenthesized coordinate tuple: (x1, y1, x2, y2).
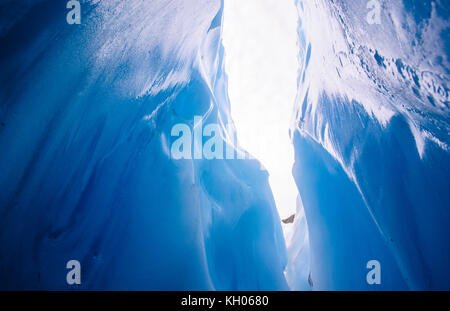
(289, 0, 450, 290)
(0, 0, 449, 291)
(0, 0, 287, 290)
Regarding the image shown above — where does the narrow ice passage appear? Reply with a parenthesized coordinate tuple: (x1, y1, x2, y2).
(222, 0, 311, 290)
(222, 0, 300, 238)
(0, 0, 449, 291)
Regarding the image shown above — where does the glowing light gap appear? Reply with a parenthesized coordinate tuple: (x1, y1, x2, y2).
(222, 0, 299, 237)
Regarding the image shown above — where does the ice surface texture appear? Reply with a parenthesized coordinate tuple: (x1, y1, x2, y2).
(288, 0, 450, 290)
(0, 0, 449, 291)
(0, 0, 287, 290)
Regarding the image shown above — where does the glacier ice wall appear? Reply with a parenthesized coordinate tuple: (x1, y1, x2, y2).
(1, 0, 449, 291)
(0, 0, 288, 290)
(289, 0, 450, 290)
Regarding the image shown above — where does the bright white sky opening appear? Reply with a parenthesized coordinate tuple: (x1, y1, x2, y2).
(222, 0, 299, 235)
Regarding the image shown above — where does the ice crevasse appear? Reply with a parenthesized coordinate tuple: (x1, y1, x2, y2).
(0, 0, 449, 290)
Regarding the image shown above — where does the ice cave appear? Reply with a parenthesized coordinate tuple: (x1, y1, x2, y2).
(0, 0, 449, 290)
